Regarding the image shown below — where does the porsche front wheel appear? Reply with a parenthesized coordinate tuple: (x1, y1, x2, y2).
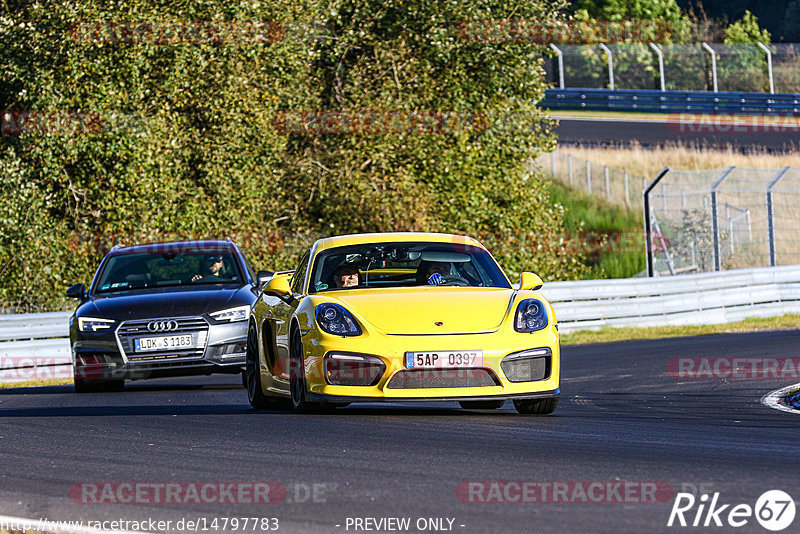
(289, 327, 310, 412)
(513, 397, 558, 415)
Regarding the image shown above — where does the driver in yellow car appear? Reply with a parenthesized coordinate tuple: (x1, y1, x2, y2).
(333, 263, 360, 288)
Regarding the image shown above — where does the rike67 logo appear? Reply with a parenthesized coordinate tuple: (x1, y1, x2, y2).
(668, 490, 795, 531)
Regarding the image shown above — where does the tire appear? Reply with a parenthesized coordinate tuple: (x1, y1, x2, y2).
(288, 326, 336, 413)
(102, 379, 125, 392)
(246, 322, 284, 409)
(289, 326, 310, 412)
(513, 397, 559, 415)
(74, 377, 123, 393)
(459, 400, 505, 410)
(74, 377, 102, 393)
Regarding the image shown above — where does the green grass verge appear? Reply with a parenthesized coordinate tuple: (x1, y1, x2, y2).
(561, 314, 800, 345)
(549, 181, 645, 279)
(0, 378, 72, 389)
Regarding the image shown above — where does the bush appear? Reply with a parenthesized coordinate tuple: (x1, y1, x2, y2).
(1, 0, 585, 310)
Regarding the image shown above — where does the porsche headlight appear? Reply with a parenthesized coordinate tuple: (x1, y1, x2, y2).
(316, 303, 362, 336)
(209, 305, 251, 323)
(514, 298, 548, 333)
(78, 317, 115, 332)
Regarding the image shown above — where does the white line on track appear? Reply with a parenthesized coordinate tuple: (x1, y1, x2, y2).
(761, 382, 800, 415)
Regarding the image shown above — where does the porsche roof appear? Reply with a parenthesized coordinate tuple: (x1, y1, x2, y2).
(314, 232, 483, 251)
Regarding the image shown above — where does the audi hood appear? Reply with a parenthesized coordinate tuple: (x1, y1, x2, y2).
(75, 284, 255, 321)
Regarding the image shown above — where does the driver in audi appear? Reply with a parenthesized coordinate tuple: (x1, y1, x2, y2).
(192, 255, 224, 282)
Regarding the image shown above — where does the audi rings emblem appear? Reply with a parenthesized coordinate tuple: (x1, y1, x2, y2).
(147, 320, 179, 332)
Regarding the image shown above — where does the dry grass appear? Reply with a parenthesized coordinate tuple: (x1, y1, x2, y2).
(557, 144, 800, 180)
(561, 314, 800, 345)
(0, 378, 72, 389)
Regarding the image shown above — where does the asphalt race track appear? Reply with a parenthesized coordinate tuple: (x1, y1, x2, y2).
(555, 116, 800, 152)
(1, 330, 799, 534)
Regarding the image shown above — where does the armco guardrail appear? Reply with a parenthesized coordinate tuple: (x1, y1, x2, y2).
(2, 266, 800, 383)
(541, 265, 800, 333)
(0, 311, 71, 383)
(540, 88, 800, 115)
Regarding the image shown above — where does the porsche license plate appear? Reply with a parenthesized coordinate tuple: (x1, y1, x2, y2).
(134, 334, 194, 352)
(405, 351, 483, 369)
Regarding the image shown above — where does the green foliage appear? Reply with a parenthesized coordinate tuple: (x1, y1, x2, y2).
(548, 181, 644, 279)
(1, 0, 583, 309)
(724, 11, 771, 44)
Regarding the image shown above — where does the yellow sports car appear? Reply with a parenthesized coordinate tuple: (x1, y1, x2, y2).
(245, 232, 559, 414)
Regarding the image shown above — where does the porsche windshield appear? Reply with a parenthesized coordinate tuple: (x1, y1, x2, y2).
(309, 242, 511, 292)
(94, 251, 243, 293)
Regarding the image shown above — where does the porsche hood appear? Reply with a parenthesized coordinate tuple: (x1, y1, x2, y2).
(332, 287, 516, 335)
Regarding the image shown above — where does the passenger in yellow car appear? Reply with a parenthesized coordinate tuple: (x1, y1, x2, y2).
(417, 261, 451, 285)
(333, 263, 360, 288)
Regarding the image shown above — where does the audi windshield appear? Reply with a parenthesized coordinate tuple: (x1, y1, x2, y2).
(94, 251, 245, 293)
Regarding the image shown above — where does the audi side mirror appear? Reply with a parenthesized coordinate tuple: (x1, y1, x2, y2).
(256, 270, 274, 288)
(66, 284, 86, 300)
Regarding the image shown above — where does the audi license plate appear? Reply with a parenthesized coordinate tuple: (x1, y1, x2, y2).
(405, 351, 483, 369)
(134, 334, 194, 352)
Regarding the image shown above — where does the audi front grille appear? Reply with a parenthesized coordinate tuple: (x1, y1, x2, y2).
(116, 317, 209, 362)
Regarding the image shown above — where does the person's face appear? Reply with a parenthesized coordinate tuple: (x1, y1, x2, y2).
(427, 262, 450, 276)
(206, 257, 223, 275)
(335, 269, 359, 288)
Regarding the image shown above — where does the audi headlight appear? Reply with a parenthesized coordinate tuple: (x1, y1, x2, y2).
(514, 299, 548, 333)
(315, 303, 362, 336)
(78, 317, 115, 332)
(209, 305, 251, 323)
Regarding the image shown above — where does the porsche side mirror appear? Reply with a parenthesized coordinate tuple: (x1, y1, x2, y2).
(264, 275, 292, 297)
(519, 272, 543, 291)
(255, 270, 274, 288)
(66, 283, 86, 300)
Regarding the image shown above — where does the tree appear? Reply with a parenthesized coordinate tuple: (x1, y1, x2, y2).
(724, 10, 771, 43)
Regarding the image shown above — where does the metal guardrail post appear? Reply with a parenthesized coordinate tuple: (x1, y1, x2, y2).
(767, 166, 791, 266)
(644, 166, 670, 278)
(568, 154, 573, 185)
(649, 43, 665, 91)
(701, 42, 718, 93)
(549, 44, 565, 89)
(757, 42, 775, 94)
(586, 160, 592, 192)
(710, 166, 736, 271)
(599, 43, 615, 90)
(551, 151, 556, 177)
(624, 172, 629, 207)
